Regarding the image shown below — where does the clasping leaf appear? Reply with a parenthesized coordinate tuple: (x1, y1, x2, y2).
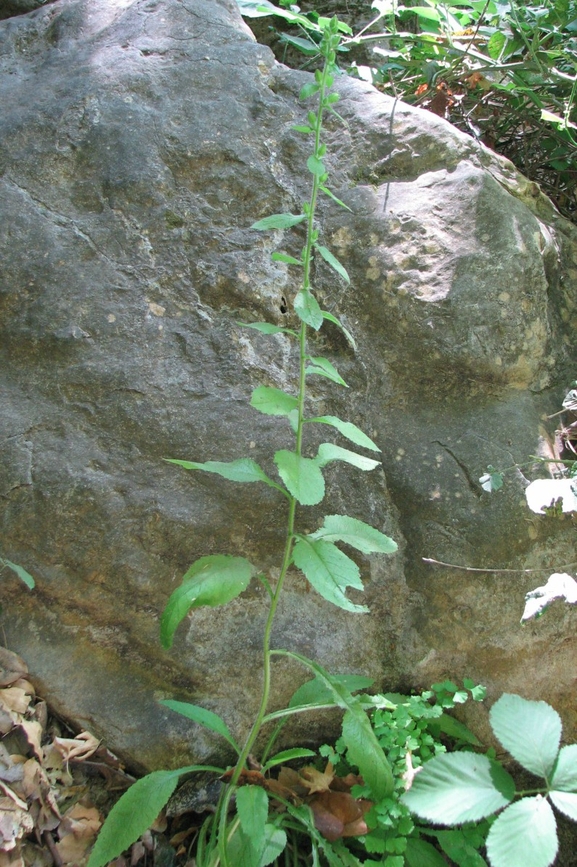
(274, 450, 325, 505)
(251, 386, 298, 416)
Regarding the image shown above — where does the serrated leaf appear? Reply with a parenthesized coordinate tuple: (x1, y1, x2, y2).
(315, 443, 380, 472)
(342, 708, 394, 800)
(236, 786, 269, 853)
(239, 320, 297, 336)
(294, 288, 323, 330)
(549, 744, 577, 820)
(271, 252, 302, 265)
(315, 245, 350, 283)
(2, 558, 35, 589)
(87, 766, 213, 867)
(165, 457, 280, 492)
(288, 674, 374, 708)
(309, 514, 396, 554)
(306, 356, 348, 386)
(292, 537, 368, 613)
(259, 825, 288, 867)
(401, 752, 514, 824)
(160, 555, 254, 649)
(274, 450, 325, 505)
(490, 694, 561, 779)
(160, 701, 240, 754)
(250, 386, 298, 416)
(486, 797, 558, 867)
(307, 155, 327, 177)
(251, 213, 306, 230)
(306, 416, 379, 451)
(321, 310, 356, 349)
(262, 748, 316, 771)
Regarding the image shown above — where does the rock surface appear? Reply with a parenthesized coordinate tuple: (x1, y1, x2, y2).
(1, 0, 576, 773)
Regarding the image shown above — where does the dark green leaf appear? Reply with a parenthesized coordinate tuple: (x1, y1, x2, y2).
(292, 536, 368, 613)
(437, 712, 482, 746)
(435, 829, 488, 867)
(342, 708, 394, 800)
(160, 555, 254, 649)
(315, 245, 350, 283)
(309, 514, 396, 554)
(288, 674, 374, 708)
(251, 213, 306, 230)
(160, 701, 240, 754)
(274, 450, 325, 505)
(250, 386, 298, 416)
(306, 415, 379, 451)
(236, 786, 269, 854)
(405, 836, 449, 867)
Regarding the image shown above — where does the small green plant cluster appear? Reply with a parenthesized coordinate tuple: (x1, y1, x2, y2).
(238, 0, 577, 223)
(402, 693, 577, 867)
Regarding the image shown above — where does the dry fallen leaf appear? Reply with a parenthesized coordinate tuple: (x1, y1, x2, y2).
(0, 797, 34, 852)
(53, 732, 100, 763)
(55, 803, 101, 865)
(0, 651, 28, 689)
(299, 762, 334, 794)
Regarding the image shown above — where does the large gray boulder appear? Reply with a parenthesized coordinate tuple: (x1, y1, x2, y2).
(1, 0, 576, 772)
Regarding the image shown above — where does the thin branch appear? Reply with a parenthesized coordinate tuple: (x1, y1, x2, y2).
(422, 558, 577, 575)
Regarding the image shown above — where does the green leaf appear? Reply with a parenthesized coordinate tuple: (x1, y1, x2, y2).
(319, 185, 352, 211)
(435, 829, 489, 867)
(294, 288, 323, 330)
(87, 766, 215, 867)
(307, 155, 327, 177)
(239, 321, 296, 336)
(160, 701, 240, 755)
(289, 673, 374, 708)
(315, 443, 380, 472)
(321, 310, 356, 349)
(306, 416, 379, 451)
(489, 694, 561, 779)
(251, 213, 306, 230)
(280, 33, 319, 55)
(259, 825, 288, 867)
(160, 555, 254, 649)
(315, 245, 350, 283)
(271, 252, 302, 265)
(480, 467, 504, 492)
(292, 124, 314, 134)
(401, 752, 515, 824)
(250, 386, 298, 416)
(300, 81, 321, 99)
(274, 450, 325, 505)
(292, 536, 368, 613)
(549, 744, 577, 820)
(309, 514, 396, 554)
(262, 748, 316, 772)
(405, 836, 449, 867)
(342, 708, 394, 800)
(165, 458, 281, 492)
(485, 797, 558, 867)
(306, 356, 348, 386)
(2, 559, 35, 589)
(437, 712, 482, 746)
(237, 786, 269, 854)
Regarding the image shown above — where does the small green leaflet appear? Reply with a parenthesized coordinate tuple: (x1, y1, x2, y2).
(250, 386, 298, 416)
(271, 252, 302, 266)
(239, 320, 296, 337)
(315, 443, 380, 472)
(160, 555, 254, 649)
(315, 245, 350, 283)
(165, 457, 281, 493)
(479, 465, 503, 492)
(292, 124, 314, 135)
(310, 514, 397, 554)
(251, 213, 306, 230)
(160, 701, 240, 755)
(274, 450, 325, 505)
(306, 356, 348, 387)
(294, 288, 323, 330)
(306, 416, 379, 451)
(307, 155, 327, 178)
(292, 536, 368, 613)
(300, 81, 321, 100)
(1, 558, 35, 589)
(321, 310, 356, 350)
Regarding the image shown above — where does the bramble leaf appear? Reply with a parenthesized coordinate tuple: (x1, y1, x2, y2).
(550, 745, 577, 821)
(315, 443, 380, 471)
(306, 356, 348, 386)
(160, 555, 254, 649)
(295, 288, 323, 330)
(315, 245, 350, 283)
(160, 701, 240, 754)
(486, 797, 558, 867)
(251, 213, 306, 230)
(401, 752, 514, 824)
(274, 450, 325, 505)
(292, 536, 368, 613)
(165, 457, 282, 492)
(251, 386, 299, 416)
(489, 694, 561, 779)
(306, 416, 379, 451)
(310, 515, 396, 554)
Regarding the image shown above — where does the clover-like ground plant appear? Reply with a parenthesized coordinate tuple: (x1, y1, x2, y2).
(402, 693, 577, 867)
(88, 18, 399, 867)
